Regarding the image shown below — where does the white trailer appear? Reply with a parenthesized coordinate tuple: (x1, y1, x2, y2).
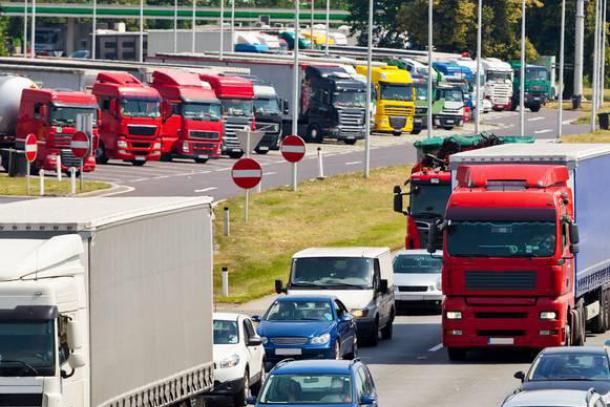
(482, 58, 513, 110)
(0, 197, 214, 407)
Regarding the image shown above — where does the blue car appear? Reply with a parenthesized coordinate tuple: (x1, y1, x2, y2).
(248, 359, 378, 407)
(254, 296, 358, 367)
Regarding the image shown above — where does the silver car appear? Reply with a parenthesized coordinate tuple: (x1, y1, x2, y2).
(392, 249, 443, 308)
(500, 389, 605, 407)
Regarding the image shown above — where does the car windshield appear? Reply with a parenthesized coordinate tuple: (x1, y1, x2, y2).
(333, 90, 367, 108)
(447, 221, 557, 257)
(182, 102, 222, 121)
(529, 353, 610, 381)
(410, 184, 452, 217)
(213, 320, 239, 345)
(291, 257, 374, 289)
(440, 89, 463, 102)
(264, 300, 333, 321)
(414, 85, 428, 101)
(0, 321, 55, 377)
(526, 67, 549, 81)
(121, 98, 161, 118)
(51, 105, 98, 127)
(254, 98, 281, 115)
(380, 83, 413, 102)
(222, 99, 253, 117)
(486, 70, 511, 82)
(393, 254, 442, 274)
(260, 374, 353, 404)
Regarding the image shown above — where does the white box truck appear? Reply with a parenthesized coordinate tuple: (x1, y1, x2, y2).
(0, 197, 214, 407)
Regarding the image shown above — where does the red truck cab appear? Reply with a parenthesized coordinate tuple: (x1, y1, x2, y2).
(199, 74, 255, 159)
(151, 70, 223, 163)
(15, 88, 99, 173)
(92, 72, 162, 166)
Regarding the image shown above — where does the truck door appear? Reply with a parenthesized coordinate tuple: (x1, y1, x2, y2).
(308, 87, 332, 132)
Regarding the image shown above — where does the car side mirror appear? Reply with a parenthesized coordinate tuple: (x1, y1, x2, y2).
(251, 315, 261, 323)
(513, 371, 525, 382)
(379, 279, 389, 294)
(248, 335, 263, 346)
(274, 279, 285, 294)
(360, 394, 377, 405)
(569, 223, 580, 244)
(68, 351, 86, 369)
(246, 395, 257, 405)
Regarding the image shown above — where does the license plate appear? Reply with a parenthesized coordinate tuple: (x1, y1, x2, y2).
(446, 120, 454, 124)
(533, 97, 540, 101)
(197, 155, 208, 159)
(488, 337, 514, 345)
(275, 348, 302, 356)
(414, 119, 422, 124)
(134, 156, 146, 161)
(259, 146, 269, 151)
(232, 148, 241, 152)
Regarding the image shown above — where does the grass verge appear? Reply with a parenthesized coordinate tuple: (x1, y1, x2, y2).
(547, 88, 610, 124)
(0, 173, 111, 195)
(214, 165, 410, 303)
(561, 130, 610, 143)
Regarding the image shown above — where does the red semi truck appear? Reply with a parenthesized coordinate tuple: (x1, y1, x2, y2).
(431, 143, 610, 361)
(151, 69, 224, 163)
(93, 72, 162, 166)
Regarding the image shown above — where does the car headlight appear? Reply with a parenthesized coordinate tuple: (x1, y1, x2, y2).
(310, 333, 331, 345)
(260, 336, 268, 344)
(218, 353, 240, 369)
(446, 311, 462, 320)
(351, 308, 369, 318)
(540, 311, 557, 320)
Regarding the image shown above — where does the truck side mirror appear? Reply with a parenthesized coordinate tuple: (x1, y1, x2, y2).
(66, 320, 83, 350)
(569, 223, 580, 244)
(68, 352, 86, 369)
(570, 243, 580, 254)
(427, 222, 440, 254)
(283, 100, 289, 114)
(275, 279, 285, 294)
(393, 185, 403, 214)
(379, 279, 389, 294)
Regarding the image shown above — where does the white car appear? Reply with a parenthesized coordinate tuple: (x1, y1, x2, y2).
(393, 250, 443, 309)
(207, 313, 266, 406)
(500, 389, 605, 407)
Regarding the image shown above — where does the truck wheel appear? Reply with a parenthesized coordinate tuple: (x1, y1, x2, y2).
(410, 129, 422, 135)
(442, 126, 454, 131)
(194, 158, 208, 164)
(530, 105, 541, 113)
(447, 348, 467, 362)
(255, 147, 269, 155)
(572, 307, 585, 346)
(233, 371, 250, 406)
(509, 100, 518, 111)
(592, 288, 607, 334)
(132, 160, 146, 167)
(96, 142, 109, 164)
(229, 151, 244, 159)
(160, 153, 172, 162)
(307, 124, 323, 143)
(344, 139, 357, 145)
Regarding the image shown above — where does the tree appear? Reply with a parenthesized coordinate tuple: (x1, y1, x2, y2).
(347, 0, 408, 48)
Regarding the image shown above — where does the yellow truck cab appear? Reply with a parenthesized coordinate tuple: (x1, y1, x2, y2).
(356, 65, 415, 135)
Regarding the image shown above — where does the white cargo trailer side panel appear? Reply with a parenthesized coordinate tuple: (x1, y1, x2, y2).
(89, 205, 213, 406)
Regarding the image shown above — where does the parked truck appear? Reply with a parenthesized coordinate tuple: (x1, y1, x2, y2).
(0, 197, 215, 406)
(482, 58, 513, 111)
(249, 76, 284, 152)
(432, 84, 464, 130)
(355, 65, 415, 135)
(151, 69, 224, 163)
(93, 71, 162, 166)
(509, 62, 551, 112)
(432, 143, 610, 360)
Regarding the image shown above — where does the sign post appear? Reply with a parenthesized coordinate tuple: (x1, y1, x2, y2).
(280, 135, 306, 191)
(231, 157, 263, 222)
(24, 133, 37, 195)
(71, 131, 90, 192)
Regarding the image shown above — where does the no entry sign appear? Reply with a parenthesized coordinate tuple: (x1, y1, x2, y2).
(71, 131, 90, 158)
(281, 135, 306, 163)
(24, 133, 37, 163)
(231, 157, 262, 189)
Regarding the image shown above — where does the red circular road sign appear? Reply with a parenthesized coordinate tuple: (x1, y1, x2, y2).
(24, 133, 37, 163)
(281, 135, 306, 163)
(71, 131, 90, 159)
(231, 157, 262, 189)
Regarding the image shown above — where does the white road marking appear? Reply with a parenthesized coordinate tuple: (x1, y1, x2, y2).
(98, 185, 135, 196)
(263, 171, 277, 176)
(528, 117, 545, 122)
(429, 343, 444, 352)
(194, 187, 218, 193)
(534, 129, 553, 134)
(215, 167, 232, 172)
(345, 161, 362, 166)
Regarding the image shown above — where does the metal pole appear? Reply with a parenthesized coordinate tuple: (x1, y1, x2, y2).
(427, 0, 433, 138)
(574, 0, 585, 106)
(23, 0, 27, 57)
(26, 161, 30, 194)
(230, 0, 235, 53)
(558, 0, 566, 139)
(30, 0, 35, 58)
(592, 0, 600, 131)
(244, 189, 249, 222)
(221, 266, 229, 296)
(291, 0, 300, 137)
(192, 0, 196, 52)
(519, 0, 525, 136)
(92, 0, 97, 59)
(325, 0, 330, 55)
(310, 0, 314, 46)
(139, 0, 144, 62)
(220, 0, 225, 59)
(56, 155, 62, 181)
(39, 169, 44, 196)
(475, 0, 482, 135)
(292, 162, 297, 191)
(174, 0, 178, 53)
(601, 0, 607, 106)
(223, 206, 230, 236)
(364, 0, 373, 178)
(80, 160, 84, 191)
(70, 167, 76, 195)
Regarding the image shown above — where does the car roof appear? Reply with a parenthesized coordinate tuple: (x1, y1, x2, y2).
(394, 249, 443, 256)
(539, 346, 607, 356)
(293, 247, 389, 258)
(213, 312, 243, 321)
(275, 295, 337, 303)
(504, 389, 592, 407)
(272, 360, 356, 375)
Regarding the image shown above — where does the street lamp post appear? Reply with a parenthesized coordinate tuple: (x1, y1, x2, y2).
(23, 0, 27, 57)
(92, 0, 97, 59)
(325, 0, 329, 55)
(426, 0, 433, 139)
(519, 0, 525, 136)
(592, 0, 601, 131)
(291, 0, 300, 190)
(174, 0, 178, 53)
(557, 0, 566, 139)
(310, 0, 314, 45)
(364, 0, 373, 178)
(139, 0, 144, 62)
(30, 0, 36, 58)
(230, 0, 235, 53)
(220, 0, 225, 59)
(192, 0, 196, 53)
(475, 0, 482, 135)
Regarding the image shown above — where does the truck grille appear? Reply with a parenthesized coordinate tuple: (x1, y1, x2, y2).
(128, 125, 157, 136)
(465, 271, 536, 291)
(475, 312, 528, 319)
(398, 286, 428, 292)
(415, 107, 428, 115)
(385, 105, 414, 116)
(223, 118, 250, 151)
(132, 142, 151, 149)
(60, 149, 82, 167)
(255, 121, 280, 134)
(270, 337, 308, 345)
(478, 330, 525, 337)
(52, 133, 72, 148)
(190, 130, 219, 140)
(338, 110, 365, 127)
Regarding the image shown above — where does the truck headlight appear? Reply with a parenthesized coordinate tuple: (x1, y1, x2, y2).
(117, 140, 128, 148)
(310, 333, 331, 345)
(351, 308, 369, 318)
(153, 142, 161, 150)
(446, 311, 462, 320)
(436, 278, 442, 291)
(182, 141, 190, 152)
(218, 353, 240, 369)
(540, 311, 557, 320)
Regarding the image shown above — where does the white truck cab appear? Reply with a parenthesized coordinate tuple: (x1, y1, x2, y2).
(275, 247, 395, 347)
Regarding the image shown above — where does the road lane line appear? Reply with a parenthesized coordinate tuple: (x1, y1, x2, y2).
(263, 171, 277, 176)
(428, 343, 443, 352)
(528, 117, 545, 122)
(214, 167, 232, 172)
(345, 161, 362, 165)
(534, 129, 553, 134)
(194, 187, 218, 193)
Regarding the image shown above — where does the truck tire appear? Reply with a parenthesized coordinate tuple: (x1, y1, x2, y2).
(132, 160, 146, 167)
(233, 371, 250, 406)
(194, 158, 208, 164)
(96, 142, 109, 164)
(442, 126, 454, 131)
(344, 139, 357, 145)
(572, 305, 585, 346)
(229, 151, 244, 159)
(509, 100, 518, 111)
(592, 288, 608, 334)
(410, 128, 422, 135)
(447, 348, 467, 361)
(307, 124, 323, 143)
(530, 105, 541, 113)
(160, 153, 172, 162)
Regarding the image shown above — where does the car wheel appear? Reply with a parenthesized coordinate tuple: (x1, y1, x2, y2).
(447, 348, 467, 361)
(234, 370, 250, 406)
(229, 151, 245, 159)
(380, 320, 394, 340)
(255, 147, 269, 155)
(251, 363, 266, 396)
(346, 337, 358, 359)
(530, 105, 541, 113)
(368, 320, 379, 347)
(442, 125, 454, 131)
(344, 139, 357, 145)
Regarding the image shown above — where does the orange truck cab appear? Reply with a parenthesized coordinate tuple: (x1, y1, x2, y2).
(15, 88, 98, 174)
(151, 70, 224, 163)
(92, 71, 162, 166)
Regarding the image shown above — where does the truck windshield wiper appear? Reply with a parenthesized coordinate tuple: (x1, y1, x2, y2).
(328, 283, 368, 289)
(291, 282, 330, 289)
(0, 360, 39, 375)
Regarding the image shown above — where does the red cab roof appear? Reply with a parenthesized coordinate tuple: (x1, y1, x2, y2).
(93, 71, 160, 99)
(22, 88, 97, 106)
(456, 164, 569, 189)
(151, 69, 219, 103)
(152, 69, 202, 87)
(198, 73, 254, 99)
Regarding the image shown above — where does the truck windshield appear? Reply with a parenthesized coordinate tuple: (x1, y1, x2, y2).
(410, 184, 451, 217)
(0, 321, 55, 377)
(290, 257, 374, 289)
(182, 103, 222, 121)
(526, 68, 549, 81)
(447, 221, 557, 257)
(121, 98, 161, 118)
(440, 89, 463, 102)
(222, 99, 253, 117)
(254, 98, 281, 115)
(333, 90, 367, 108)
(486, 71, 511, 82)
(213, 320, 239, 345)
(380, 83, 413, 102)
(414, 85, 428, 101)
(51, 105, 98, 127)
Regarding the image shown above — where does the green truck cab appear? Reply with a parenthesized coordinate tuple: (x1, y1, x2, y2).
(509, 61, 551, 112)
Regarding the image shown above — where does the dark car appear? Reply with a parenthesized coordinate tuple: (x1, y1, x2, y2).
(514, 346, 610, 397)
(254, 295, 358, 368)
(247, 359, 378, 407)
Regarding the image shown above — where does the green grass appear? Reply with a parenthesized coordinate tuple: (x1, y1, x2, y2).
(547, 87, 610, 124)
(0, 173, 111, 196)
(213, 165, 410, 303)
(561, 130, 610, 143)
